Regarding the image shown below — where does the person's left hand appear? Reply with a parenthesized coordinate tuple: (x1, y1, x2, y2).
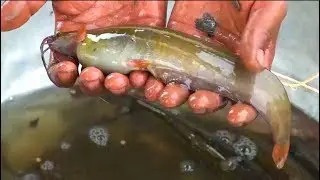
(136, 1, 288, 127)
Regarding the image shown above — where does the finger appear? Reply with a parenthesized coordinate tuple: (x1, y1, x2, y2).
(27, 1, 47, 15)
(78, 67, 105, 95)
(104, 73, 130, 95)
(1, 0, 46, 31)
(159, 83, 190, 108)
(239, 1, 287, 72)
(144, 77, 164, 101)
(252, 1, 287, 70)
(239, 26, 271, 72)
(47, 51, 79, 87)
(263, 26, 280, 70)
(48, 62, 78, 88)
(188, 90, 223, 114)
(227, 103, 257, 127)
(129, 71, 149, 88)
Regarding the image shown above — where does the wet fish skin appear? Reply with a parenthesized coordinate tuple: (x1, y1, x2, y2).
(42, 26, 292, 169)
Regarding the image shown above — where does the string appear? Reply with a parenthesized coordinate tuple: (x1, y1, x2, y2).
(271, 71, 319, 94)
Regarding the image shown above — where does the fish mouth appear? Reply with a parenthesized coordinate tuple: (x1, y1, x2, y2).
(40, 35, 59, 83)
(40, 35, 57, 58)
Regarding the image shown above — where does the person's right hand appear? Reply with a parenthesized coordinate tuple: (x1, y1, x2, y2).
(1, 1, 257, 127)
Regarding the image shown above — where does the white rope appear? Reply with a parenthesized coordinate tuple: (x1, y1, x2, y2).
(271, 71, 319, 94)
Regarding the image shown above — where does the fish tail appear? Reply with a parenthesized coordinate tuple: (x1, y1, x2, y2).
(272, 142, 290, 169)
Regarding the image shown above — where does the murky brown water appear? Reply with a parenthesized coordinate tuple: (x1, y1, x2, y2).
(1, 88, 318, 180)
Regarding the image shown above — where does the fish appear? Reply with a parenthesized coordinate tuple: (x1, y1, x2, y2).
(40, 25, 292, 169)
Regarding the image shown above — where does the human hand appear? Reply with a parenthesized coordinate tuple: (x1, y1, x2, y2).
(1, 0, 166, 90)
(165, 0, 287, 126)
(169, 1, 287, 73)
(0, 1, 167, 97)
(1, 1, 287, 127)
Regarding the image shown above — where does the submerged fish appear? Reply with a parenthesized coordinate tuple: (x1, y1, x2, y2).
(40, 26, 292, 169)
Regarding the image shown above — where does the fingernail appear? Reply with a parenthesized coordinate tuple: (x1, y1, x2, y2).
(256, 49, 267, 69)
(264, 49, 272, 70)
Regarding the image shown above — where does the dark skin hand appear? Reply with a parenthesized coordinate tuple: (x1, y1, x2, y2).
(1, 1, 287, 127)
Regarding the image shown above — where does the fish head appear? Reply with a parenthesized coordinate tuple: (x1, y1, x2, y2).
(43, 32, 79, 58)
(41, 25, 88, 59)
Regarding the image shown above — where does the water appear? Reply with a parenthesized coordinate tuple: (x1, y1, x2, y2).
(1, 87, 318, 180)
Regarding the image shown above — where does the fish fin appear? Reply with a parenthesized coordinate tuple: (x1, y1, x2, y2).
(127, 59, 151, 70)
(272, 143, 290, 169)
(76, 24, 87, 42)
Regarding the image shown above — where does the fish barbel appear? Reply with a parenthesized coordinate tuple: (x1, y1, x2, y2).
(40, 26, 292, 169)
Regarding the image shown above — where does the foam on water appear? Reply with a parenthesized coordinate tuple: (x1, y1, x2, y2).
(88, 126, 109, 147)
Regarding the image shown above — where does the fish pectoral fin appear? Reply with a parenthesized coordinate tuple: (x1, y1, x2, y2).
(76, 24, 87, 42)
(127, 59, 152, 70)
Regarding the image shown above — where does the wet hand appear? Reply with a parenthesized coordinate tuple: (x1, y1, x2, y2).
(164, 1, 287, 126)
(1, 0, 166, 88)
(168, 1, 287, 73)
(1, 1, 286, 127)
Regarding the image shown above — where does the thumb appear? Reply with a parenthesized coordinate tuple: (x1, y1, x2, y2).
(239, 25, 275, 72)
(1, 0, 46, 32)
(239, 1, 287, 73)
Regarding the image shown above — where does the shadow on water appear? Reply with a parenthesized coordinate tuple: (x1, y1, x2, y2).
(1, 87, 319, 180)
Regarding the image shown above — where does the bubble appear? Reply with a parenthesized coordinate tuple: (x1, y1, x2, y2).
(88, 126, 109, 147)
(35, 157, 41, 163)
(40, 160, 54, 171)
(119, 106, 130, 114)
(188, 133, 195, 139)
(21, 173, 40, 180)
(214, 130, 236, 145)
(128, 89, 137, 94)
(220, 157, 242, 172)
(180, 160, 195, 173)
(120, 140, 126, 146)
(170, 109, 180, 116)
(60, 141, 71, 151)
(69, 89, 76, 95)
(232, 136, 257, 160)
